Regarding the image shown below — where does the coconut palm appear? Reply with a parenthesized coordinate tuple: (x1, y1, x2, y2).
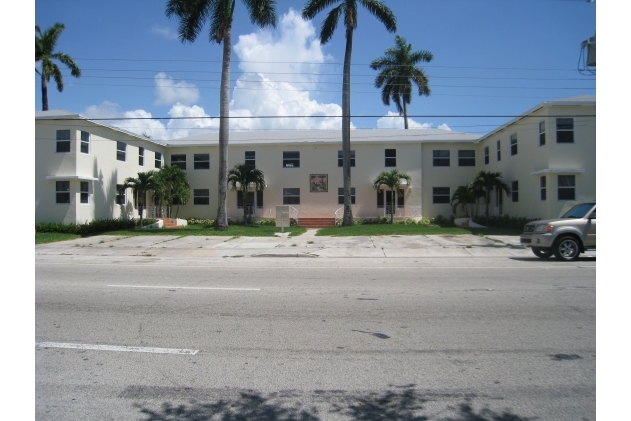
(119, 171, 156, 227)
(228, 163, 266, 225)
(370, 35, 432, 129)
(372, 169, 411, 223)
(35, 23, 81, 111)
(450, 185, 476, 218)
(166, 0, 277, 230)
(470, 171, 510, 226)
(153, 165, 191, 218)
(302, 0, 396, 226)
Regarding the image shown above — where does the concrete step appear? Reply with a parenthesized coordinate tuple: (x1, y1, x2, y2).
(297, 218, 336, 228)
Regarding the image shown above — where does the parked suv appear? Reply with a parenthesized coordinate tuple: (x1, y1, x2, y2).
(520, 202, 596, 261)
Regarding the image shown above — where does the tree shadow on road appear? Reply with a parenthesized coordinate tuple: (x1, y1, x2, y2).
(136, 386, 535, 421)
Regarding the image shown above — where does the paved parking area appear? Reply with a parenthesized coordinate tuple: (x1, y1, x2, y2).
(35, 230, 549, 259)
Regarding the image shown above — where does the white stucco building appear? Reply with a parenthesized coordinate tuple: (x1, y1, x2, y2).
(35, 96, 595, 225)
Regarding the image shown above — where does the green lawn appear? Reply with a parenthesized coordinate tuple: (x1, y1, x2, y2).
(35, 232, 82, 244)
(315, 224, 522, 236)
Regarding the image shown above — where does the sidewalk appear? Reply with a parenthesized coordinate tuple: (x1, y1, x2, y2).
(35, 230, 537, 259)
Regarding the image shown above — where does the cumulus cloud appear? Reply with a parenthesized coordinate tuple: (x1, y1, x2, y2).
(153, 72, 200, 106)
(376, 111, 451, 130)
(82, 101, 170, 141)
(229, 8, 350, 130)
(151, 25, 179, 40)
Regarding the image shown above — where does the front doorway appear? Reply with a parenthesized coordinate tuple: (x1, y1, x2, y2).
(377, 189, 404, 216)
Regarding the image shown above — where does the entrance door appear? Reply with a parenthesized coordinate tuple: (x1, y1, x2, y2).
(495, 188, 503, 215)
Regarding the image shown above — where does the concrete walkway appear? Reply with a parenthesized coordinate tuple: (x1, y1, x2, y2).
(35, 229, 549, 260)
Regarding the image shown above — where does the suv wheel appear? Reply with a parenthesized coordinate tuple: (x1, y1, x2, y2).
(553, 236, 581, 261)
(532, 247, 553, 258)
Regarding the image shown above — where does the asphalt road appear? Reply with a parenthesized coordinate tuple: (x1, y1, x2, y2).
(35, 256, 596, 421)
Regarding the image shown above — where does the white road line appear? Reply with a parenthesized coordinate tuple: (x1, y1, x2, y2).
(35, 342, 198, 355)
(107, 285, 260, 291)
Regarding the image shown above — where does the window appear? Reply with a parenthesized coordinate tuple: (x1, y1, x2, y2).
(139, 147, 144, 166)
(55, 181, 70, 204)
(245, 151, 256, 167)
(540, 176, 547, 201)
(117, 141, 126, 161)
(80, 131, 90, 154)
(171, 154, 186, 170)
(283, 151, 300, 168)
(458, 150, 475, 166)
(283, 188, 300, 205)
(496, 140, 501, 161)
(193, 189, 210, 205)
(236, 190, 263, 210)
(510, 134, 517, 156)
(511, 181, 518, 202)
(116, 184, 126, 205)
(433, 150, 450, 166)
(432, 187, 450, 204)
(385, 149, 396, 167)
(376, 189, 404, 208)
(484, 146, 489, 165)
(338, 150, 356, 167)
(338, 187, 356, 205)
(56, 130, 71, 153)
(194, 154, 210, 170)
(556, 118, 574, 143)
(80, 181, 89, 204)
(155, 152, 162, 168)
(558, 175, 575, 200)
(539, 121, 546, 146)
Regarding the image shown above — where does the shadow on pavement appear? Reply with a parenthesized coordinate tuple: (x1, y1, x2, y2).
(136, 387, 535, 421)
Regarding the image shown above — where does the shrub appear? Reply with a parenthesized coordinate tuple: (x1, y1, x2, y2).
(471, 214, 540, 229)
(432, 214, 453, 227)
(186, 218, 215, 226)
(35, 218, 139, 235)
(256, 218, 276, 226)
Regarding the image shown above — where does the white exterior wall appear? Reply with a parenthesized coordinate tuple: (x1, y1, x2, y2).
(35, 97, 595, 224)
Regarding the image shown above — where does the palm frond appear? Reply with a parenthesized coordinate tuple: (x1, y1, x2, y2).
(242, 0, 277, 28)
(358, 0, 396, 32)
(319, 4, 343, 44)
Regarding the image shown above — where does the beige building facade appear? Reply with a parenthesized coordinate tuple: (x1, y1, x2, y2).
(35, 96, 595, 224)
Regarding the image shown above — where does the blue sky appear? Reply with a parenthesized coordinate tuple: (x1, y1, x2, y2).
(34, 0, 595, 139)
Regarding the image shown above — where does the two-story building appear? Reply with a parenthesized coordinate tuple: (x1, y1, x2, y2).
(35, 96, 595, 225)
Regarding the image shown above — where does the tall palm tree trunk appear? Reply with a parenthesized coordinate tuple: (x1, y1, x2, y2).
(216, 24, 231, 230)
(41, 74, 49, 111)
(341, 25, 353, 226)
(391, 187, 395, 223)
(403, 100, 408, 130)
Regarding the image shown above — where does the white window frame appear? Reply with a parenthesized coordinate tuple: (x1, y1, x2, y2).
(556, 118, 574, 143)
(338, 150, 356, 167)
(139, 147, 145, 166)
(245, 151, 256, 168)
(283, 151, 300, 168)
(510, 134, 517, 156)
(539, 121, 546, 146)
(557, 175, 576, 201)
(193, 189, 210, 205)
(511, 180, 518, 202)
(194, 154, 210, 170)
(116, 141, 126, 162)
(384, 149, 396, 167)
(540, 176, 547, 201)
(55, 181, 70, 204)
(496, 140, 501, 161)
(283, 188, 300, 205)
(155, 152, 162, 168)
(338, 187, 356, 205)
(458, 150, 476, 167)
(484, 146, 489, 165)
(432, 187, 450, 204)
(171, 154, 187, 170)
(80, 131, 90, 154)
(433, 150, 450, 167)
(56, 130, 71, 153)
(115, 184, 126, 205)
(80, 181, 90, 204)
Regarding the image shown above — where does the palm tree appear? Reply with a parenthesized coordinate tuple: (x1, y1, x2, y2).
(372, 168, 411, 223)
(302, 0, 396, 227)
(35, 23, 81, 111)
(119, 171, 156, 227)
(228, 163, 266, 225)
(370, 35, 432, 129)
(450, 185, 476, 218)
(166, 0, 277, 230)
(470, 171, 510, 226)
(153, 165, 191, 218)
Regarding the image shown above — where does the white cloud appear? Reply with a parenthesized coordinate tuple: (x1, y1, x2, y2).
(376, 111, 451, 131)
(153, 72, 200, 106)
(151, 25, 178, 40)
(229, 8, 350, 130)
(82, 101, 169, 140)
